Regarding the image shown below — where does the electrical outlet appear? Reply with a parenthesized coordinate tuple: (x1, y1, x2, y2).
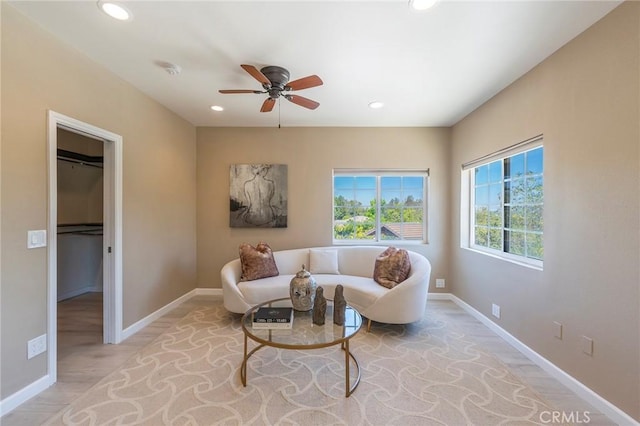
(435, 278, 445, 288)
(582, 336, 594, 356)
(553, 321, 563, 339)
(27, 334, 47, 359)
(491, 303, 501, 319)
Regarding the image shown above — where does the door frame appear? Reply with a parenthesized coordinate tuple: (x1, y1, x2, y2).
(47, 111, 123, 383)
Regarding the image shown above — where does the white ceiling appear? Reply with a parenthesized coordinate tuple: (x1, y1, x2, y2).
(8, 0, 621, 127)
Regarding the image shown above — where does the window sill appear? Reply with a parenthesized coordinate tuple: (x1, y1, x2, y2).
(333, 240, 427, 246)
(462, 246, 543, 271)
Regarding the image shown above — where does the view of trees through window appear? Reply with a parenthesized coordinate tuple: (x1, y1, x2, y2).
(333, 174, 426, 242)
(473, 146, 543, 261)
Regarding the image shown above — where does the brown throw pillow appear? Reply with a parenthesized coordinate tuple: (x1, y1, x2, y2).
(239, 242, 279, 281)
(373, 247, 411, 289)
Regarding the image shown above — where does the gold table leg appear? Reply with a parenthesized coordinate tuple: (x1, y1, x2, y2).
(343, 339, 361, 397)
(345, 339, 350, 396)
(240, 333, 267, 388)
(241, 332, 248, 386)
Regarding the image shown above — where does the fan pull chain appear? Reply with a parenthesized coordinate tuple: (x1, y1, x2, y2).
(278, 97, 281, 129)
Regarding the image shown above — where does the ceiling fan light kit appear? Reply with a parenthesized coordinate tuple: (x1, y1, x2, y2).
(219, 64, 323, 112)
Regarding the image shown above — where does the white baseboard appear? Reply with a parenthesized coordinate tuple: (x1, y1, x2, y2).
(0, 374, 54, 417)
(121, 289, 197, 340)
(432, 293, 638, 426)
(57, 285, 103, 302)
(427, 293, 450, 300)
(194, 288, 223, 297)
(120, 288, 222, 341)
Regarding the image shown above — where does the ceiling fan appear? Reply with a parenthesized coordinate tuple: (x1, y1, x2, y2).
(219, 65, 323, 112)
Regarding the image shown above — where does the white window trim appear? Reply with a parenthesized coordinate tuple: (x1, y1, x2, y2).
(332, 169, 429, 245)
(460, 137, 544, 269)
(461, 134, 543, 171)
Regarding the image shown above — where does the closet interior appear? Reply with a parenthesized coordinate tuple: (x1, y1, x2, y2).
(57, 128, 104, 346)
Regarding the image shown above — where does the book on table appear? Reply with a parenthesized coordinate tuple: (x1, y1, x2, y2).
(252, 307, 294, 329)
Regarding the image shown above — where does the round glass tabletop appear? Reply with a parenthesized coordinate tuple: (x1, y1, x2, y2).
(241, 297, 363, 349)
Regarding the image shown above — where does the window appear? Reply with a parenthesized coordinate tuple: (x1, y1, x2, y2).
(464, 142, 543, 266)
(333, 171, 428, 243)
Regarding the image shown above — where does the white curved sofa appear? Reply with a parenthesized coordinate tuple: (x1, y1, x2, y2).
(221, 246, 432, 325)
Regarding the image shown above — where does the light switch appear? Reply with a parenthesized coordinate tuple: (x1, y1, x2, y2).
(27, 230, 47, 249)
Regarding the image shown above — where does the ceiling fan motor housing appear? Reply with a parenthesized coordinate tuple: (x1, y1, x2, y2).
(261, 66, 290, 94)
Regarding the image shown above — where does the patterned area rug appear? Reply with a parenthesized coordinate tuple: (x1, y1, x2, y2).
(46, 301, 558, 425)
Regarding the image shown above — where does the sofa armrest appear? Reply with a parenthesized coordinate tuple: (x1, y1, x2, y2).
(361, 252, 431, 324)
(220, 259, 252, 314)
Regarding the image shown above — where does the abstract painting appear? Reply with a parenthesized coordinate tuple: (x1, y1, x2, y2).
(229, 164, 288, 228)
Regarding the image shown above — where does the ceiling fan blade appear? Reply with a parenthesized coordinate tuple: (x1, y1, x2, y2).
(218, 89, 264, 94)
(284, 94, 320, 110)
(260, 98, 276, 112)
(241, 64, 271, 86)
(285, 75, 323, 91)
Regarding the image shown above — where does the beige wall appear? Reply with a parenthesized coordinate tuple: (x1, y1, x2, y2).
(450, 2, 639, 420)
(196, 127, 451, 291)
(1, 4, 197, 398)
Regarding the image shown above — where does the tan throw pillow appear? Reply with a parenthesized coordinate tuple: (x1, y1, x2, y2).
(373, 247, 411, 289)
(239, 242, 279, 281)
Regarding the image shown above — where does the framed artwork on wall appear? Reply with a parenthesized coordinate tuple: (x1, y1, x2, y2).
(229, 164, 288, 228)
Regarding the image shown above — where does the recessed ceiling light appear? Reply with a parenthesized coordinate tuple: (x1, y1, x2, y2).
(409, 0, 439, 11)
(368, 101, 384, 109)
(210, 105, 224, 112)
(98, 1, 132, 21)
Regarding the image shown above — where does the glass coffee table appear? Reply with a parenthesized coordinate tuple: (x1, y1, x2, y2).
(241, 297, 363, 397)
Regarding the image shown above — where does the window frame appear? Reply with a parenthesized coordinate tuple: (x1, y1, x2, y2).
(332, 169, 429, 245)
(461, 138, 543, 269)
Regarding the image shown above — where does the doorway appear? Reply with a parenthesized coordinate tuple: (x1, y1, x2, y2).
(56, 129, 105, 363)
(47, 111, 123, 383)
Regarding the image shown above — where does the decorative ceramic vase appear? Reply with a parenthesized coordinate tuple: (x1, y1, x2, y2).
(289, 264, 317, 311)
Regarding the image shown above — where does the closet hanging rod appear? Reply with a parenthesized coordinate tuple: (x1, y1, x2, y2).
(57, 157, 103, 169)
(57, 223, 103, 235)
(57, 148, 103, 169)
